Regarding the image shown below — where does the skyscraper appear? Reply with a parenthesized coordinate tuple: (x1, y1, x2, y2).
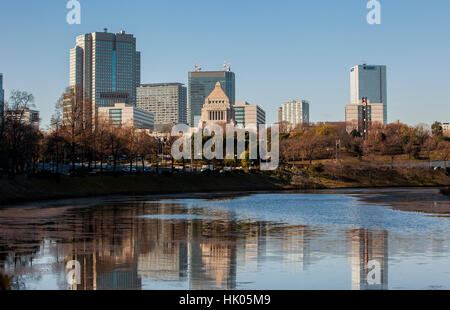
(137, 83, 187, 127)
(69, 29, 141, 126)
(0, 73, 4, 124)
(350, 64, 387, 124)
(188, 69, 235, 126)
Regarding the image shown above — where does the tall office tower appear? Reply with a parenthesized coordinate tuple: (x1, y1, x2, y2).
(350, 64, 387, 124)
(281, 100, 310, 128)
(137, 83, 187, 127)
(69, 29, 141, 126)
(188, 69, 235, 126)
(0, 73, 4, 124)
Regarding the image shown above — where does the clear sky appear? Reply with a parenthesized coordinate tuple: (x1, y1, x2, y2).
(1, 0, 449, 129)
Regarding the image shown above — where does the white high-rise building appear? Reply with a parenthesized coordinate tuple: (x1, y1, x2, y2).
(280, 100, 310, 128)
(350, 64, 387, 124)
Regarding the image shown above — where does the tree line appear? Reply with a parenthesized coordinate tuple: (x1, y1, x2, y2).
(1, 89, 449, 177)
(280, 121, 450, 168)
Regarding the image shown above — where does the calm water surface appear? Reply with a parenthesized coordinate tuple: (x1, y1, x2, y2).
(1, 189, 450, 290)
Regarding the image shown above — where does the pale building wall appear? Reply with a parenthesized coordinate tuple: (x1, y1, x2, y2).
(234, 101, 266, 127)
(443, 123, 450, 136)
(137, 83, 187, 125)
(281, 100, 309, 128)
(345, 100, 385, 132)
(98, 103, 154, 129)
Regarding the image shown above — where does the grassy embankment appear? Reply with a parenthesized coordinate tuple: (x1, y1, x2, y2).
(1, 162, 449, 205)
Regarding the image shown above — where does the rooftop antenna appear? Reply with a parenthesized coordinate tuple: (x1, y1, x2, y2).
(194, 64, 202, 72)
(223, 60, 227, 71)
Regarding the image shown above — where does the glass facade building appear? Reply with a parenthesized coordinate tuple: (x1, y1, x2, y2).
(69, 30, 141, 125)
(137, 83, 187, 126)
(188, 71, 235, 126)
(234, 106, 245, 127)
(350, 64, 387, 124)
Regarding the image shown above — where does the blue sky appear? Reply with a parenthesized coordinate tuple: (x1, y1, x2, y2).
(1, 0, 449, 128)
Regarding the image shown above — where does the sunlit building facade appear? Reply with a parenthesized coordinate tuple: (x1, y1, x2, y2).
(188, 70, 235, 126)
(350, 64, 387, 124)
(443, 123, 450, 136)
(136, 83, 187, 126)
(233, 101, 266, 128)
(200, 82, 234, 126)
(69, 29, 141, 126)
(280, 100, 310, 129)
(346, 97, 384, 134)
(98, 103, 154, 129)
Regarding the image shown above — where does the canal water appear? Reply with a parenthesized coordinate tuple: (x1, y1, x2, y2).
(0, 189, 449, 290)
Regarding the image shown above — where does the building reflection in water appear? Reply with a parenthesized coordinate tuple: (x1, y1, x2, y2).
(0, 201, 320, 290)
(281, 226, 311, 271)
(347, 229, 388, 290)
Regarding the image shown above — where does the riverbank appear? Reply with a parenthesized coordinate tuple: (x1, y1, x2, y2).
(1, 164, 449, 206)
(353, 188, 450, 215)
(0, 171, 284, 206)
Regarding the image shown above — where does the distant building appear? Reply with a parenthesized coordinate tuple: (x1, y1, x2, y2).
(69, 29, 141, 126)
(200, 82, 234, 126)
(277, 107, 282, 124)
(233, 101, 266, 128)
(188, 69, 235, 126)
(346, 97, 384, 135)
(98, 103, 154, 129)
(0, 73, 4, 124)
(443, 123, 450, 136)
(280, 100, 310, 129)
(137, 83, 187, 127)
(5, 108, 40, 129)
(350, 64, 387, 124)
